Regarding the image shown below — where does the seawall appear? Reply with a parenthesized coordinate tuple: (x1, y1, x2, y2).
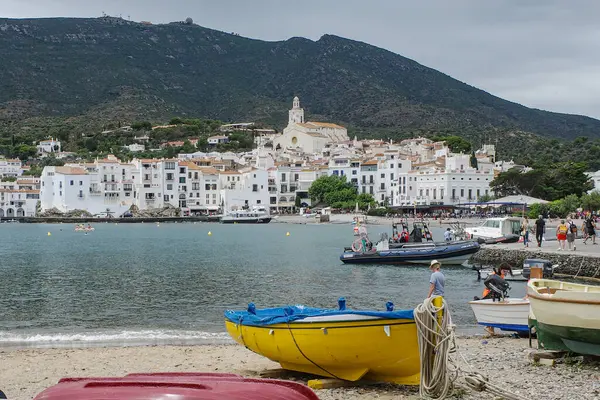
(0, 216, 221, 223)
(470, 246, 600, 279)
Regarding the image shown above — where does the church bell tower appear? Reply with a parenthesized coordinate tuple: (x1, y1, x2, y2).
(288, 96, 304, 126)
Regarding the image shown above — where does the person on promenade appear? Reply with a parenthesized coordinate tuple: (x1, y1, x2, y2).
(535, 215, 545, 247)
(556, 220, 568, 251)
(427, 260, 445, 298)
(566, 218, 577, 251)
(583, 217, 597, 245)
(521, 216, 530, 247)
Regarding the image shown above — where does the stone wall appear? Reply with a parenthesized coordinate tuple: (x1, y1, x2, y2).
(470, 247, 600, 278)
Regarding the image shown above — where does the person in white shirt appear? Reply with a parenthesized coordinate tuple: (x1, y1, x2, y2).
(444, 228, 452, 242)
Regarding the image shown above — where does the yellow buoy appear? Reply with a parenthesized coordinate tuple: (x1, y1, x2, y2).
(286, 232, 290, 236)
(47, 232, 51, 236)
(208, 231, 212, 236)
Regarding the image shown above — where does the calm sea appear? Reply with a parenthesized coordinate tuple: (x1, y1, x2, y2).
(0, 222, 526, 348)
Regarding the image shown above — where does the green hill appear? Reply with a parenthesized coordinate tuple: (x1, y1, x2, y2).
(1, 16, 600, 152)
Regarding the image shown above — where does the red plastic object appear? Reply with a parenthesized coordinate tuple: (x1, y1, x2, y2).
(33, 372, 320, 400)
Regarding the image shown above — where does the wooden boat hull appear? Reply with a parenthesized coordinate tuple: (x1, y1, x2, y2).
(468, 298, 530, 332)
(225, 316, 420, 385)
(527, 279, 600, 356)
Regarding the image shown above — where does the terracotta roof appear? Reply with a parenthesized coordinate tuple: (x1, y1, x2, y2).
(219, 170, 241, 175)
(306, 121, 345, 129)
(55, 167, 88, 175)
(179, 161, 202, 170)
(197, 167, 219, 175)
(361, 160, 379, 166)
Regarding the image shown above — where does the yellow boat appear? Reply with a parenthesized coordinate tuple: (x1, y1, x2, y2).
(224, 301, 420, 385)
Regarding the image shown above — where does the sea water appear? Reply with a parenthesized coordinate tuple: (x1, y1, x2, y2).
(0, 222, 526, 348)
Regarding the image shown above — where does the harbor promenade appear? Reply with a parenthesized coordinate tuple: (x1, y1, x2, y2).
(471, 236, 600, 279)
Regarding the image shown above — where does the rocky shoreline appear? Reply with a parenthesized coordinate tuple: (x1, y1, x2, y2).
(470, 246, 600, 279)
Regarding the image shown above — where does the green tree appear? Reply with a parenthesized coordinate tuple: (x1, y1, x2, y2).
(432, 135, 471, 153)
(581, 191, 600, 212)
(180, 139, 196, 153)
(132, 121, 152, 131)
(308, 175, 354, 205)
(295, 196, 301, 207)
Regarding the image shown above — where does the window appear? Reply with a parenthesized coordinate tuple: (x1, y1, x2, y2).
(468, 189, 472, 199)
(211, 184, 217, 190)
(253, 174, 256, 178)
(164, 195, 169, 201)
(477, 189, 480, 197)
(78, 190, 83, 197)
(452, 189, 456, 199)
(257, 200, 261, 204)
(180, 167, 185, 174)
(166, 173, 174, 181)
(391, 173, 394, 180)
(70, 180, 74, 186)
(252, 184, 258, 192)
(179, 177, 186, 183)
(352, 170, 357, 175)
(369, 187, 373, 195)
(79, 181, 83, 186)
(294, 174, 299, 181)
(167, 184, 173, 190)
(165, 162, 175, 170)
(281, 173, 286, 182)
(381, 173, 385, 178)
(441, 189, 444, 199)
(390, 164, 394, 169)
(205, 184, 211, 190)
(227, 176, 230, 181)
(212, 194, 216, 199)
(188, 172, 192, 178)
(460, 189, 465, 197)
(380, 183, 385, 190)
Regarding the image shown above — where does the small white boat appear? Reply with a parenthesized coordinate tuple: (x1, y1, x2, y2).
(220, 206, 271, 224)
(464, 217, 523, 240)
(469, 297, 530, 333)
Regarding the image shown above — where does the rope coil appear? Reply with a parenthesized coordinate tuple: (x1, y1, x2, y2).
(414, 297, 531, 400)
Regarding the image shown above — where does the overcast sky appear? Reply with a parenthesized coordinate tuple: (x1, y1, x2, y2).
(4, 0, 600, 119)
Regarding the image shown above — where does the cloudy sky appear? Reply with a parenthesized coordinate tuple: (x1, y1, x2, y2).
(4, 0, 600, 118)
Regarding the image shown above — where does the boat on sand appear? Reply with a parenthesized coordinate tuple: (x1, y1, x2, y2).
(224, 300, 420, 385)
(527, 279, 600, 356)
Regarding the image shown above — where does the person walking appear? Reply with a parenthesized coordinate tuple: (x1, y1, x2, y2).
(584, 217, 597, 245)
(566, 218, 577, 251)
(427, 260, 445, 298)
(556, 219, 568, 251)
(535, 215, 545, 247)
(521, 216, 530, 247)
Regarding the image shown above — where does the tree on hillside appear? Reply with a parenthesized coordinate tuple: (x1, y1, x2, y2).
(470, 151, 478, 169)
(433, 135, 471, 153)
(491, 163, 592, 201)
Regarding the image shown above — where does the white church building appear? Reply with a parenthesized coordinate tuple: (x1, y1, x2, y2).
(273, 97, 349, 153)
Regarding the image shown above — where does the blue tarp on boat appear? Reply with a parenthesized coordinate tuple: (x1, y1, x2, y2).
(224, 303, 414, 327)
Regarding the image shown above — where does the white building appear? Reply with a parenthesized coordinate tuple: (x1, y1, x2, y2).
(207, 135, 229, 145)
(273, 97, 349, 153)
(219, 168, 269, 211)
(37, 138, 61, 155)
(123, 144, 145, 152)
(0, 158, 23, 177)
(0, 177, 40, 218)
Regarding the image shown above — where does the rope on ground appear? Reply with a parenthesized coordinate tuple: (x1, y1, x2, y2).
(414, 297, 531, 400)
(414, 296, 458, 399)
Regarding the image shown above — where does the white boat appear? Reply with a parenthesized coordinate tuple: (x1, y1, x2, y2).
(469, 297, 530, 333)
(478, 268, 526, 282)
(220, 206, 271, 224)
(464, 217, 523, 240)
(527, 279, 600, 356)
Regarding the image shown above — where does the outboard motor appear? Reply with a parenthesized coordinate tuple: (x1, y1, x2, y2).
(483, 274, 510, 301)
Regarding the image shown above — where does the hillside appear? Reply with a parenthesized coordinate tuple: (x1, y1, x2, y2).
(1, 16, 600, 146)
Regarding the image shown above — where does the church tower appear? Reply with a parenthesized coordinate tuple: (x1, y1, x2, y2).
(288, 96, 304, 126)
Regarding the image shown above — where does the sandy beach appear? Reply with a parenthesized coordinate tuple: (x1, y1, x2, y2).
(2, 338, 598, 400)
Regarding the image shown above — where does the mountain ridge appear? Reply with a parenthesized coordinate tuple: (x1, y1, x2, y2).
(0, 16, 599, 142)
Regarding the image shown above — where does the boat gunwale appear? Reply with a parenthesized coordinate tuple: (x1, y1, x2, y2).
(526, 292, 600, 305)
(468, 299, 529, 306)
(225, 319, 415, 329)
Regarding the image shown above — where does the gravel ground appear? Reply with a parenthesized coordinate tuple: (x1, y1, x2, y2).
(1, 338, 598, 400)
